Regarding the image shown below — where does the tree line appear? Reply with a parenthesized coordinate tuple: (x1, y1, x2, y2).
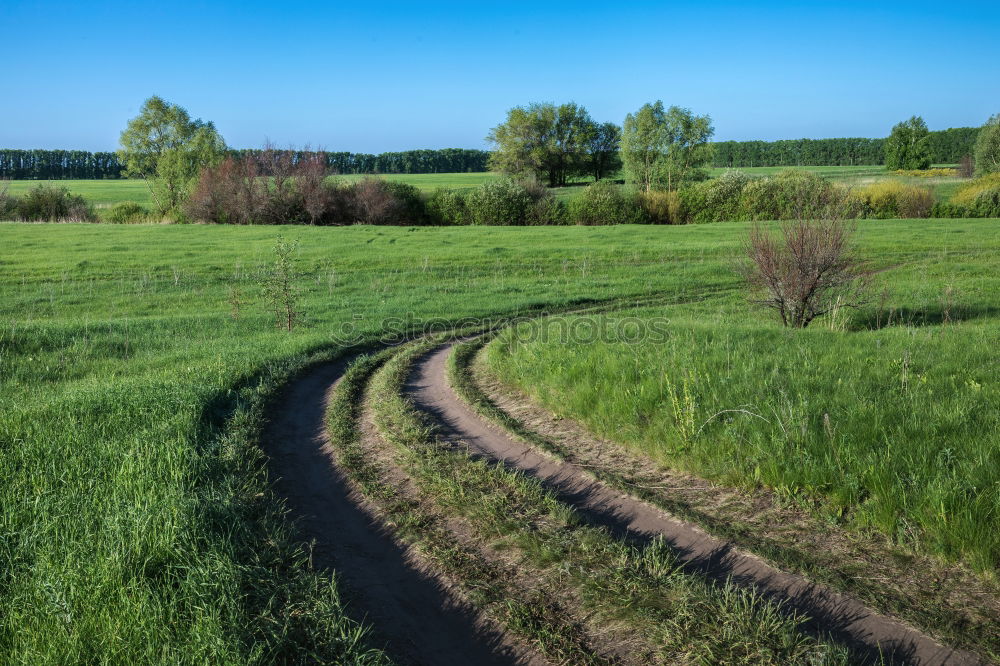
(0, 146, 490, 180)
(712, 127, 979, 168)
(3, 127, 981, 181)
(0, 149, 124, 179)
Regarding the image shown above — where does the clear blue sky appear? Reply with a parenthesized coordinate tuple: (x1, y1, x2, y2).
(1, 0, 997, 152)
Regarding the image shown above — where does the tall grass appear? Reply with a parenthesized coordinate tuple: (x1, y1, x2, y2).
(485, 228, 1000, 572)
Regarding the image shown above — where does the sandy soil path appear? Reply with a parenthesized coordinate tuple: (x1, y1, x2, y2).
(405, 341, 984, 666)
(262, 357, 545, 666)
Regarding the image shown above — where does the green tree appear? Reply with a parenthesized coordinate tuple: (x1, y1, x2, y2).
(486, 102, 595, 187)
(586, 122, 622, 181)
(621, 102, 714, 191)
(884, 116, 931, 170)
(118, 96, 227, 214)
(973, 114, 1000, 176)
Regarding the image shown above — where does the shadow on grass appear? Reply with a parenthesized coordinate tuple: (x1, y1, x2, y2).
(849, 304, 1000, 331)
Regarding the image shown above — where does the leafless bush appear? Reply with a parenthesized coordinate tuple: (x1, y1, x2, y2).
(739, 217, 873, 328)
(185, 146, 347, 224)
(297, 152, 339, 224)
(348, 176, 426, 225)
(957, 155, 975, 179)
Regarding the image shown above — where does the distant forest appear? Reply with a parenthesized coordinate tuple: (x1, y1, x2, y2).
(711, 127, 979, 168)
(0, 148, 490, 180)
(0, 127, 980, 179)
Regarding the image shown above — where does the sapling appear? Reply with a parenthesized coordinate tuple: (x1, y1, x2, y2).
(264, 236, 302, 331)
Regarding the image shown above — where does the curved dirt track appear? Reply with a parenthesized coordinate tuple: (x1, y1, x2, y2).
(405, 341, 985, 666)
(262, 357, 545, 666)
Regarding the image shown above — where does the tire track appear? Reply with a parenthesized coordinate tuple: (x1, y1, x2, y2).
(262, 356, 546, 666)
(405, 340, 985, 666)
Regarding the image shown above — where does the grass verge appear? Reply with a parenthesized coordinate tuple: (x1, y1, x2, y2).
(455, 334, 1000, 661)
(366, 337, 854, 664)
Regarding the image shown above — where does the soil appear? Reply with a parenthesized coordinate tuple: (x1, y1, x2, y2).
(261, 358, 546, 666)
(404, 341, 986, 666)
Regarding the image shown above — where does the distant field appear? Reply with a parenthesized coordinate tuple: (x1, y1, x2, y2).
(3, 178, 155, 207)
(336, 171, 497, 191)
(1, 164, 970, 213)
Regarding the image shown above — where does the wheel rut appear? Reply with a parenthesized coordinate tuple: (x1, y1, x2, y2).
(262, 356, 546, 666)
(404, 340, 985, 666)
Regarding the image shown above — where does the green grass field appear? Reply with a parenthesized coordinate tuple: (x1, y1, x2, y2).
(1, 218, 998, 661)
(485, 220, 1000, 573)
(0, 222, 708, 662)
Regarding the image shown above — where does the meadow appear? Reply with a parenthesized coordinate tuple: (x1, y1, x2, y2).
(2, 218, 998, 662)
(0, 222, 719, 662)
(483, 219, 1000, 572)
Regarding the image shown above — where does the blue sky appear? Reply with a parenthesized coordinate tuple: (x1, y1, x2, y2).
(1, 1, 997, 152)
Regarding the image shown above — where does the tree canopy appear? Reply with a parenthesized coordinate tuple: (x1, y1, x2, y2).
(973, 114, 1000, 176)
(118, 96, 227, 213)
(621, 102, 714, 191)
(486, 102, 618, 187)
(884, 116, 931, 170)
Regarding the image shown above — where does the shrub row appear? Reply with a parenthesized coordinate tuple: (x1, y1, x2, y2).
(0, 184, 96, 222)
(184, 153, 429, 225)
(8, 171, 993, 227)
(674, 170, 935, 223)
(943, 173, 1000, 218)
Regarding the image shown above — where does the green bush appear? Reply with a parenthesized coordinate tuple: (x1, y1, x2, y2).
(675, 170, 848, 224)
(931, 201, 972, 218)
(424, 188, 468, 225)
(569, 180, 648, 225)
(677, 169, 752, 223)
(740, 170, 844, 221)
(847, 181, 934, 219)
(0, 184, 13, 219)
(951, 173, 1000, 217)
(105, 201, 150, 224)
(465, 177, 565, 225)
(11, 185, 96, 222)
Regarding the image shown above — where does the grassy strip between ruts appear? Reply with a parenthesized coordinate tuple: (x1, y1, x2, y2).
(364, 335, 855, 664)
(327, 338, 604, 664)
(449, 334, 1000, 662)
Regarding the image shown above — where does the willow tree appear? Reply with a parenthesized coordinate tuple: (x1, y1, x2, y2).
(486, 102, 595, 187)
(884, 116, 931, 171)
(974, 114, 1000, 176)
(621, 101, 714, 191)
(118, 96, 227, 214)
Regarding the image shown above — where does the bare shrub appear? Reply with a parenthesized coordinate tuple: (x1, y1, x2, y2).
(957, 155, 975, 179)
(739, 217, 872, 328)
(347, 177, 426, 225)
(186, 147, 349, 224)
(350, 176, 398, 224)
(296, 152, 340, 224)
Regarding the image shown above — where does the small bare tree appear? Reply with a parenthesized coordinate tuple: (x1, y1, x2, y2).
(739, 217, 872, 328)
(957, 155, 975, 179)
